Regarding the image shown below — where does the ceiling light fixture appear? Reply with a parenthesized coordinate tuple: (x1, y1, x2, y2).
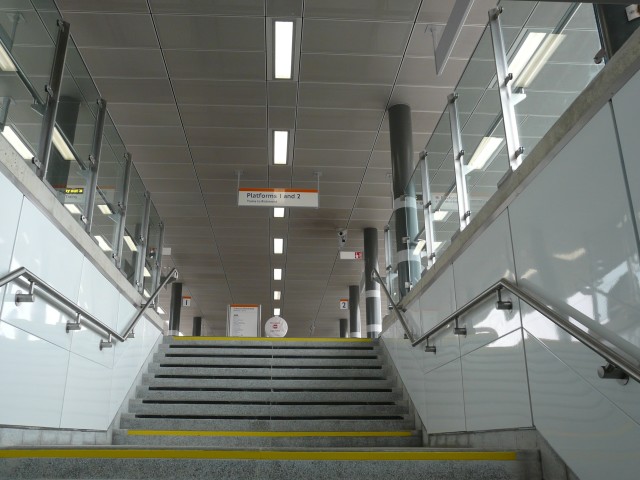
(274, 238, 284, 254)
(515, 33, 565, 88)
(64, 203, 81, 215)
(143, 289, 150, 298)
(1, 125, 33, 159)
(274, 308, 281, 316)
(144, 267, 151, 277)
(274, 268, 282, 280)
(413, 239, 426, 256)
(433, 210, 449, 222)
(274, 290, 281, 300)
(124, 235, 138, 252)
(94, 235, 111, 252)
(509, 32, 546, 84)
(273, 130, 289, 165)
(433, 241, 443, 250)
(52, 127, 76, 161)
(0, 42, 17, 71)
(274, 207, 285, 218)
(98, 204, 112, 215)
(467, 137, 504, 171)
(157, 306, 165, 314)
(274, 20, 294, 79)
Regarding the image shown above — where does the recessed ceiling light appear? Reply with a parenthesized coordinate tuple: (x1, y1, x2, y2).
(467, 137, 503, 171)
(433, 210, 449, 222)
(274, 238, 284, 254)
(515, 34, 565, 88)
(98, 204, 112, 215)
(273, 130, 288, 165)
(157, 306, 165, 314)
(274, 207, 285, 218)
(509, 32, 546, 84)
(274, 20, 294, 79)
(274, 308, 281, 316)
(52, 127, 75, 161)
(64, 203, 81, 215)
(274, 268, 282, 280)
(434, 241, 443, 250)
(413, 239, 426, 256)
(94, 235, 111, 252)
(1, 125, 32, 159)
(143, 289, 150, 298)
(0, 43, 17, 71)
(274, 290, 281, 300)
(124, 235, 138, 252)
(144, 267, 151, 277)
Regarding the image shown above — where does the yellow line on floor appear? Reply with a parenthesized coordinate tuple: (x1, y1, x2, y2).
(0, 449, 517, 462)
(173, 336, 372, 343)
(126, 430, 413, 438)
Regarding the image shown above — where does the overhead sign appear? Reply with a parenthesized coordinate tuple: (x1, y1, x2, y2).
(182, 296, 191, 307)
(265, 316, 288, 337)
(238, 188, 318, 208)
(339, 251, 363, 260)
(339, 299, 349, 310)
(227, 304, 261, 337)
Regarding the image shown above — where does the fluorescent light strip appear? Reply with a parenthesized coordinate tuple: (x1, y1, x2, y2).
(1, 126, 33, 159)
(433, 241, 443, 250)
(509, 32, 546, 84)
(124, 235, 138, 252)
(0, 43, 17, 71)
(274, 290, 281, 300)
(157, 306, 165, 314)
(273, 130, 288, 165)
(52, 127, 75, 161)
(64, 203, 81, 215)
(98, 204, 112, 215)
(94, 235, 112, 252)
(413, 239, 426, 256)
(143, 289, 150, 298)
(273, 268, 282, 280)
(274, 207, 285, 218)
(273, 238, 284, 254)
(467, 137, 504, 171)
(516, 34, 565, 88)
(144, 267, 151, 278)
(433, 210, 449, 222)
(273, 308, 281, 316)
(274, 20, 294, 79)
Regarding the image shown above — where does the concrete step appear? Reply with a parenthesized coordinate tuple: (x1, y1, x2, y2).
(112, 430, 423, 448)
(163, 337, 376, 350)
(152, 355, 383, 368)
(147, 365, 388, 379)
(136, 387, 403, 404)
(119, 414, 416, 432)
(0, 448, 541, 479)
(128, 400, 408, 418)
(158, 345, 381, 358)
(141, 375, 395, 390)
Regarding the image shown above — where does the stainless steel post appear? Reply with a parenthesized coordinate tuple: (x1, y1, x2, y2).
(135, 191, 152, 293)
(419, 152, 436, 268)
(448, 93, 472, 231)
(114, 153, 132, 269)
(364, 227, 381, 338)
(84, 98, 107, 233)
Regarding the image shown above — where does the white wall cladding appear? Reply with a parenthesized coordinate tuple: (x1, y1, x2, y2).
(0, 177, 160, 432)
(382, 84, 640, 480)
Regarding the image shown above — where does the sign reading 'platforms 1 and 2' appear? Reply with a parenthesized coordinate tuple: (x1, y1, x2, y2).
(238, 188, 318, 208)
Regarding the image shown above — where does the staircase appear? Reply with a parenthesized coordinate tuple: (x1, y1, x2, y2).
(0, 337, 540, 479)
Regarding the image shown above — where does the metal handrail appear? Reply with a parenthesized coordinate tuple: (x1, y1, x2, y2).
(371, 268, 416, 344)
(378, 274, 640, 384)
(0, 266, 178, 346)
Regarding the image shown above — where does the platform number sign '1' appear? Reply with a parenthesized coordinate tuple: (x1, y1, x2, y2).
(339, 299, 349, 310)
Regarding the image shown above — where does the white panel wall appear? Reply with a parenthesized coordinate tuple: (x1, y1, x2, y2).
(0, 170, 161, 432)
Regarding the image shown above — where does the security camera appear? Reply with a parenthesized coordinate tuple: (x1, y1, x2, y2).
(337, 229, 347, 249)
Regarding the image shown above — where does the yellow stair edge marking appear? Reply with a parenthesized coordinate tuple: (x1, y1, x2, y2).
(173, 336, 372, 343)
(126, 430, 413, 438)
(0, 449, 517, 462)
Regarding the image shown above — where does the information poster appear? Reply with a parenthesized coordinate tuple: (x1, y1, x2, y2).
(227, 304, 261, 337)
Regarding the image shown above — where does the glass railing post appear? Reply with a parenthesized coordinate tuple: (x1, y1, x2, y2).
(448, 93, 471, 231)
(135, 191, 151, 293)
(84, 98, 106, 233)
(35, 20, 69, 180)
(114, 153, 132, 269)
(152, 220, 165, 309)
(489, 7, 524, 171)
(420, 152, 436, 269)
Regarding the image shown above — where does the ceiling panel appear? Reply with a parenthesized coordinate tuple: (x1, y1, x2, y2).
(173, 80, 266, 106)
(296, 108, 383, 132)
(149, 0, 264, 15)
(164, 50, 265, 80)
(108, 104, 181, 126)
(61, 13, 159, 48)
(303, 0, 421, 21)
(92, 78, 175, 103)
(298, 83, 392, 109)
(180, 105, 266, 129)
(79, 48, 167, 78)
(128, 145, 192, 164)
(300, 54, 401, 85)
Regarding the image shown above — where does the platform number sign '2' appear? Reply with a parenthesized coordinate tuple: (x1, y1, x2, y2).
(339, 299, 349, 310)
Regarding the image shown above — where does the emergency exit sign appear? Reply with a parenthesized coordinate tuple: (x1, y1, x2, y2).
(340, 251, 363, 260)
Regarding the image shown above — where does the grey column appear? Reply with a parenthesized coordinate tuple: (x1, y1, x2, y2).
(193, 316, 202, 336)
(594, 5, 640, 60)
(388, 104, 421, 297)
(364, 227, 381, 338)
(348, 284, 361, 338)
(169, 282, 182, 334)
(339, 318, 349, 338)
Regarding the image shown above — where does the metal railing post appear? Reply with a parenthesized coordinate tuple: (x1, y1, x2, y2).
(419, 152, 436, 269)
(152, 221, 165, 309)
(35, 20, 70, 179)
(135, 191, 151, 293)
(489, 7, 525, 171)
(84, 98, 107, 233)
(113, 153, 132, 269)
(448, 93, 471, 231)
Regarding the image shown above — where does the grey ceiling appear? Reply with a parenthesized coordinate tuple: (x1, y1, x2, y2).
(50, 0, 503, 337)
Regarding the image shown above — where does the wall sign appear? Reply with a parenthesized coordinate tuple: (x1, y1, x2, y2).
(339, 251, 363, 260)
(182, 296, 191, 307)
(238, 188, 318, 208)
(227, 304, 261, 337)
(339, 299, 349, 310)
(265, 316, 288, 337)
